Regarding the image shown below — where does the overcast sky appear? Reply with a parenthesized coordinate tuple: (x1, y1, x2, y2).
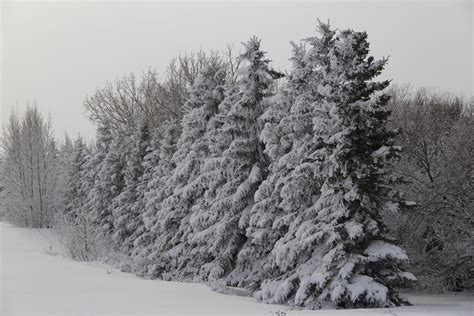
(1, 0, 472, 140)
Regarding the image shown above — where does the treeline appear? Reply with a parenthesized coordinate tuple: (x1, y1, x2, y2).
(1, 22, 472, 309)
(387, 87, 473, 292)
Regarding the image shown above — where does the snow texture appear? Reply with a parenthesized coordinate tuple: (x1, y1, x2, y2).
(1, 222, 472, 316)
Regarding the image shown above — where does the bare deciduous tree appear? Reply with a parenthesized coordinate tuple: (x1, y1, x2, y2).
(84, 49, 241, 133)
(386, 85, 474, 291)
(0, 105, 59, 227)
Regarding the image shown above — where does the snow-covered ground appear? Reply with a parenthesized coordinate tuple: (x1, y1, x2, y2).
(1, 222, 472, 316)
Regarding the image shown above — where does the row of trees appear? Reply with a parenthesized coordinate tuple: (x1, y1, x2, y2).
(59, 22, 414, 309)
(1, 21, 472, 308)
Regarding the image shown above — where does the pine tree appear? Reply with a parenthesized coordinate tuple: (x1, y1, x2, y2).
(258, 24, 414, 308)
(112, 118, 151, 255)
(83, 122, 113, 223)
(201, 37, 282, 284)
(129, 129, 161, 266)
(87, 123, 126, 237)
(63, 137, 89, 218)
(187, 82, 239, 281)
(57, 134, 75, 214)
(238, 23, 335, 292)
(148, 59, 227, 280)
(58, 137, 99, 261)
(134, 120, 180, 278)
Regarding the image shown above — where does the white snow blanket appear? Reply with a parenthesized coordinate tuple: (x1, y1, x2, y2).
(1, 222, 472, 315)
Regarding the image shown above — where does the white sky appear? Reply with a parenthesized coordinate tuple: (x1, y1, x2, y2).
(1, 0, 472, 140)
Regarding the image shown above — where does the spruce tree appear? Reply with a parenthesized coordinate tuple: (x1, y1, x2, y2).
(129, 128, 160, 263)
(88, 124, 126, 237)
(183, 79, 241, 282)
(141, 60, 227, 279)
(63, 137, 89, 218)
(112, 118, 150, 255)
(201, 37, 282, 284)
(59, 137, 98, 260)
(259, 24, 414, 308)
(57, 134, 75, 213)
(133, 120, 181, 277)
(238, 23, 335, 292)
(84, 122, 113, 225)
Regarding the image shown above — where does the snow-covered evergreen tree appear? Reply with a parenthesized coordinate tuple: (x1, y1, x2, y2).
(133, 120, 180, 277)
(145, 59, 228, 280)
(111, 118, 150, 255)
(87, 122, 126, 236)
(129, 128, 161, 264)
(257, 24, 414, 308)
(197, 37, 282, 284)
(63, 137, 89, 218)
(187, 82, 239, 281)
(56, 137, 100, 261)
(83, 122, 113, 221)
(80, 146, 98, 218)
(56, 134, 75, 214)
(231, 25, 335, 293)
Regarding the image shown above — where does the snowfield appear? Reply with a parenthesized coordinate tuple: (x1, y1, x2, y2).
(1, 222, 472, 316)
